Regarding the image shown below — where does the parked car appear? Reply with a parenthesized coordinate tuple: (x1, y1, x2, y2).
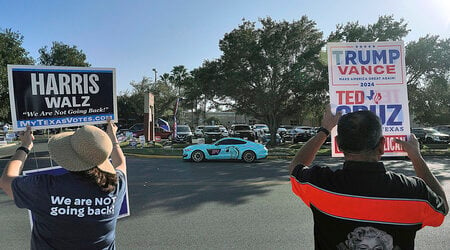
(155, 127, 172, 140)
(253, 124, 269, 142)
(259, 128, 282, 144)
(229, 124, 256, 141)
(253, 124, 269, 131)
(203, 125, 223, 143)
(219, 126, 229, 137)
(279, 125, 294, 130)
(277, 127, 288, 136)
(173, 125, 193, 143)
(433, 125, 450, 135)
(411, 128, 427, 143)
(194, 125, 204, 138)
(292, 126, 314, 143)
(127, 123, 144, 137)
(121, 123, 173, 140)
(183, 137, 268, 163)
(296, 126, 315, 135)
(281, 129, 296, 142)
(423, 128, 450, 144)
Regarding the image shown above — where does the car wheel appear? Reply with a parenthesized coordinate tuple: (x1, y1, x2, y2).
(242, 150, 256, 163)
(425, 137, 434, 144)
(191, 150, 205, 162)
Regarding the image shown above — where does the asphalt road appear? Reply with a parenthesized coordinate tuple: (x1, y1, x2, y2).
(0, 156, 449, 249)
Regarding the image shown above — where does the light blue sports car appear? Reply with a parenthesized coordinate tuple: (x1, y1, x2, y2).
(183, 137, 268, 163)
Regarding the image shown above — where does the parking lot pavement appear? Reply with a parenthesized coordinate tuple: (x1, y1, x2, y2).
(0, 154, 449, 249)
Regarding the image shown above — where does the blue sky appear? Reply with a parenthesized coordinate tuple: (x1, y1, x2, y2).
(2, 0, 449, 93)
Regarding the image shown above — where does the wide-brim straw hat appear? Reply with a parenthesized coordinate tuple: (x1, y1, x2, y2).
(48, 125, 115, 174)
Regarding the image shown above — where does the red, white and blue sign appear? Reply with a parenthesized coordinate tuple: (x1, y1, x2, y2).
(7, 65, 117, 131)
(327, 41, 410, 157)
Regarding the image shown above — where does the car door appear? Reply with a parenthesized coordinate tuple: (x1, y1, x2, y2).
(206, 139, 238, 160)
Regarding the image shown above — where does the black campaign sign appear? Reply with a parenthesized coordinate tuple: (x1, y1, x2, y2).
(8, 65, 117, 130)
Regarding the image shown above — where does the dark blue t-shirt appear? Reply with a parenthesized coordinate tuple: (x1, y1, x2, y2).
(12, 170, 126, 250)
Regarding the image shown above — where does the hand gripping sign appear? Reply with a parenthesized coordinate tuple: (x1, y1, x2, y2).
(327, 41, 410, 157)
(8, 65, 117, 131)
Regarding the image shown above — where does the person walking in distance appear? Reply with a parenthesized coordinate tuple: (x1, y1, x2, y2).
(289, 106, 448, 249)
(0, 118, 126, 250)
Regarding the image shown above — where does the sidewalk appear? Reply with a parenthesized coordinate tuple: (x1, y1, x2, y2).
(0, 142, 19, 159)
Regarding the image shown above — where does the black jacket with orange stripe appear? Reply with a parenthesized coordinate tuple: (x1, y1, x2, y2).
(290, 161, 446, 249)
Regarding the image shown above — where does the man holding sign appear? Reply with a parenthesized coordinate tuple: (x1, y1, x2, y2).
(289, 106, 448, 249)
(0, 119, 126, 249)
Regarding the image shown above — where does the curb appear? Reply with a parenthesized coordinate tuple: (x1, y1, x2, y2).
(124, 153, 182, 159)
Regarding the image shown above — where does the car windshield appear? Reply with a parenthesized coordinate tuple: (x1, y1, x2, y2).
(234, 125, 250, 130)
(295, 126, 312, 131)
(293, 128, 306, 133)
(129, 124, 143, 131)
(255, 125, 268, 129)
(204, 127, 220, 132)
(424, 128, 440, 133)
(177, 126, 191, 132)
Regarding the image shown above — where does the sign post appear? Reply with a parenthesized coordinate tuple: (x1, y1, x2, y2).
(144, 93, 155, 142)
(327, 41, 410, 157)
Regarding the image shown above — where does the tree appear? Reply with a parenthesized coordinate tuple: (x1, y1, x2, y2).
(409, 75, 450, 125)
(118, 77, 151, 125)
(117, 68, 183, 126)
(406, 36, 450, 125)
(327, 16, 450, 125)
(202, 16, 327, 145)
(187, 60, 224, 126)
(170, 65, 189, 92)
(0, 28, 34, 121)
(204, 116, 221, 125)
(38, 41, 90, 66)
(328, 15, 410, 42)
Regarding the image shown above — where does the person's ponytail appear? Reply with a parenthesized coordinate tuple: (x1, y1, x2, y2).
(72, 167, 118, 192)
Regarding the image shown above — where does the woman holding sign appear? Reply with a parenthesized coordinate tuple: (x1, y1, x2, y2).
(0, 118, 126, 250)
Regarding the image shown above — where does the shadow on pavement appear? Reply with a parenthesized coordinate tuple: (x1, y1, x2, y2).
(125, 158, 290, 216)
(1, 154, 448, 218)
(383, 157, 450, 181)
